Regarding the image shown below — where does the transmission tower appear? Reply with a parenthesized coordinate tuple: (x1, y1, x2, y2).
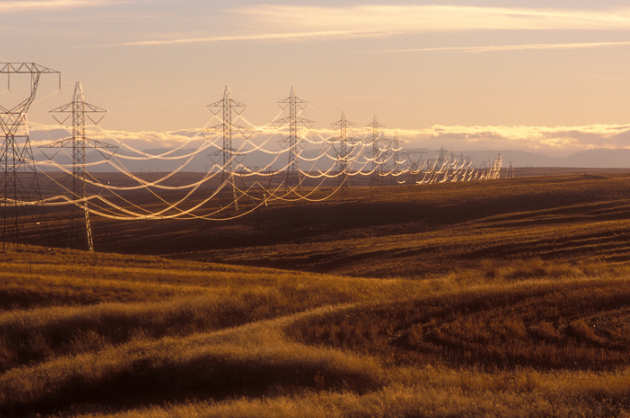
(493, 153, 504, 180)
(332, 112, 351, 188)
(208, 86, 245, 210)
(392, 135, 401, 173)
(368, 115, 383, 186)
(0, 62, 61, 249)
(438, 147, 448, 164)
(277, 87, 309, 188)
(41, 81, 113, 252)
(406, 150, 427, 184)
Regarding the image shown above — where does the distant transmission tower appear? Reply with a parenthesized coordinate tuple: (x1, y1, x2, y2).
(277, 87, 309, 188)
(333, 112, 351, 188)
(392, 135, 401, 174)
(368, 115, 383, 186)
(493, 153, 504, 179)
(208, 86, 245, 210)
(0, 62, 61, 249)
(406, 150, 426, 184)
(438, 147, 448, 164)
(42, 81, 113, 251)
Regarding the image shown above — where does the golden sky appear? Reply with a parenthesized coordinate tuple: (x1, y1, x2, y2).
(4, 1, 630, 153)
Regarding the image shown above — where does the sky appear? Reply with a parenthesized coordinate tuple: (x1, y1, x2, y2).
(4, 0, 630, 154)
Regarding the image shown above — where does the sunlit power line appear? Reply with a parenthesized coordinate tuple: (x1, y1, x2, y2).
(0, 62, 505, 251)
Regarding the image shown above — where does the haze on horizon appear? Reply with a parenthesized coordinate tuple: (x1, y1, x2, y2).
(4, 0, 630, 155)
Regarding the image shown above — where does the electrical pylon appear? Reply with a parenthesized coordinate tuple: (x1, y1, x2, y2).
(333, 112, 351, 188)
(41, 81, 113, 252)
(406, 150, 427, 184)
(438, 146, 448, 164)
(493, 153, 504, 180)
(368, 115, 383, 186)
(0, 62, 61, 250)
(208, 86, 245, 211)
(392, 135, 401, 173)
(277, 87, 309, 188)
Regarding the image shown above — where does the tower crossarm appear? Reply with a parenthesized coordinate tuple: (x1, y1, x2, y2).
(0, 62, 61, 117)
(0, 62, 60, 74)
(39, 137, 117, 150)
(274, 115, 313, 126)
(50, 101, 107, 113)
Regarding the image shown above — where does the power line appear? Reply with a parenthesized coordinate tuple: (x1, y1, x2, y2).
(0, 77, 513, 251)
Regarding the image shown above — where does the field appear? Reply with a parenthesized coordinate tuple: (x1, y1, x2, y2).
(3, 169, 630, 416)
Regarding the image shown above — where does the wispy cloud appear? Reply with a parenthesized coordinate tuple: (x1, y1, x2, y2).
(0, 0, 124, 13)
(117, 30, 391, 47)
(377, 40, 630, 54)
(236, 4, 630, 33)
(116, 4, 630, 48)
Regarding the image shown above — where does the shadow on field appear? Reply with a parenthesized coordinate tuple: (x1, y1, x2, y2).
(0, 353, 381, 417)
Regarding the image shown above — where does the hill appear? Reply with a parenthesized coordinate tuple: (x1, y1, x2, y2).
(1, 245, 630, 416)
(166, 172, 630, 277)
(4, 172, 630, 416)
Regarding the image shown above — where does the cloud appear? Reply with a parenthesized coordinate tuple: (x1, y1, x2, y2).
(27, 121, 630, 155)
(115, 4, 630, 48)
(0, 0, 124, 13)
(396, 124, 630, 153)
(235, 5, 630, 33)
(29, 122, 206, 149)
(118, 30, 391, 47)
(377, 40, 630, 54)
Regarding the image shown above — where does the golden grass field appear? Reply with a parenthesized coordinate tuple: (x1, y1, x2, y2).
(3, 170, 630, 416)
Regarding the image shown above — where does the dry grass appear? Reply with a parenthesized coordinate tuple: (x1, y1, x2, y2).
(177, 175, 630, 277)
(2, 245, 630, 416)
(289, 275, 630, 370)
(4, 174, 630, 416)
(0, 245, 425, 376)
(77, 366, 630, 418)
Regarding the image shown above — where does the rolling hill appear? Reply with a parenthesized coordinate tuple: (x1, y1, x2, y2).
(3, 172, 630, 416)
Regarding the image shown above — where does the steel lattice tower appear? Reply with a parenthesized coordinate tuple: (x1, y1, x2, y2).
(0, 62, 61, 249)
(208, 86, 245, 210)
(493, 153, 504, 180)
(42, 81, 112, 251)
(208, 86, 245, 181)
(392, 135, 402, 178)
(368, 115, 382, 186)
(438, 147, 448, 165)
(277, 87, 309, 188)
(333, 112, 351, 187)
(406, 150, 426, 184)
